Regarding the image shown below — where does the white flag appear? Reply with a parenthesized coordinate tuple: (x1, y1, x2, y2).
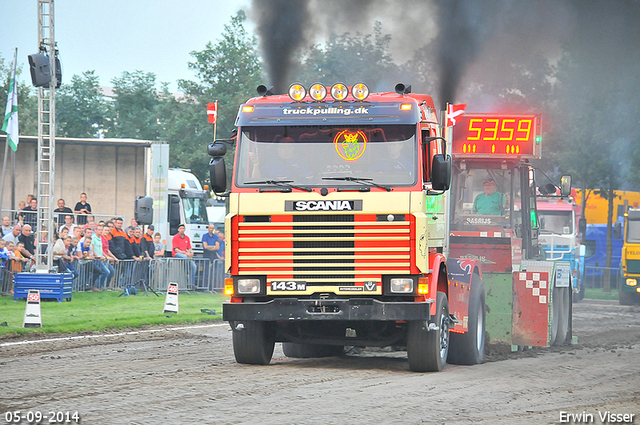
(2, 48, 19, 151)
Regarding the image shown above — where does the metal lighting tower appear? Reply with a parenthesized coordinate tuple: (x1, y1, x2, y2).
(35, 0, 57, 271)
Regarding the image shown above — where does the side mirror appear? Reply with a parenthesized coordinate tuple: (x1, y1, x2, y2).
(134, 196, 153, 225)
(209, 157, 227, 193)
(431, 154, 451, 191)
(614, 222, 622, 239)
(578, 217, 587, 235)
(207, 142, 227, 157)
(560, 175, 572, 197)
(169, 197, 181, 235)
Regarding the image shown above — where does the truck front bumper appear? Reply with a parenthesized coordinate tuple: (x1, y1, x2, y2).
(223, 298, 433, 322)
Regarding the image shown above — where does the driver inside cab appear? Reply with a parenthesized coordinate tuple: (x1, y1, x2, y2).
(473, 180, 506, 215)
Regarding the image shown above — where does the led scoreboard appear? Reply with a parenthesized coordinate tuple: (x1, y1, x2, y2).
(451, 113, 542, 159)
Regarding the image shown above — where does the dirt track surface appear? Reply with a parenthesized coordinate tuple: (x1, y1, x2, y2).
(1, 299, 639, 425)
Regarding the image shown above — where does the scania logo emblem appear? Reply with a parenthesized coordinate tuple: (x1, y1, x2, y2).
(334, 130, 367, 161)
(285, 200, 363, 211)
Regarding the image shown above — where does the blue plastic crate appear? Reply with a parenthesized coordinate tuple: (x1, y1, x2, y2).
(13, 273, 73, 302)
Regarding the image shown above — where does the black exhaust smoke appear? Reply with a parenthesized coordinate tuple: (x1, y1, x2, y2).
(251, 0, 312, 94)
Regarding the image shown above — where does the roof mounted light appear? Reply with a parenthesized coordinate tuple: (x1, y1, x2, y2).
(288, 83, 306, 101)
(352, 82, 369, 101)
(330, 83, 349, 101)
(309, 83, 327, 101)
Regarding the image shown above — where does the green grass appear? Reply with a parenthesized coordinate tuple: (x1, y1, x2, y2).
(0, 291, 226, 338)
(584, 287, 620, 301)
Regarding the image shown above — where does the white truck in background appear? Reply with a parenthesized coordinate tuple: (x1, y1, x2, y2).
(138, 143, 210, 256)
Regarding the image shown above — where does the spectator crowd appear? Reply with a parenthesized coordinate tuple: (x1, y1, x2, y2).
(1, 193, 226, 292)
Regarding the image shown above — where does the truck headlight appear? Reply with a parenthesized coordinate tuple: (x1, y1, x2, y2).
(626, 278, 637, 287)
(237, 278, 261, 294)
(390, 278, 413, 293)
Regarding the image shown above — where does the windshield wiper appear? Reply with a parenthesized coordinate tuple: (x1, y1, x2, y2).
(322, 176, 391, 192)
(245, 179, 312, 192)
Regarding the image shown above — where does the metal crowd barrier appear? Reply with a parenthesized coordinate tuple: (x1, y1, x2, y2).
(0, 260, 30, 294)
(1, 257, 226, 294)
(148, 258, 224, 292)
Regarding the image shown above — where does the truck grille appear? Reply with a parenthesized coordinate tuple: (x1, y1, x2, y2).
(627, 259, 640, 274)
(236, 214, 413, 286)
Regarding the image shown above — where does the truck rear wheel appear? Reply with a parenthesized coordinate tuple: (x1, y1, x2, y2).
(232, 321, 275, 365)
(551, 285, 570, 346)
(448, 275, 485, 365)
(407, 291, 449, 372)
(282, 343, 344, 358)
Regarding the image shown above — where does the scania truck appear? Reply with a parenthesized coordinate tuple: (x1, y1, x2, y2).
(208, 83, 485, 372)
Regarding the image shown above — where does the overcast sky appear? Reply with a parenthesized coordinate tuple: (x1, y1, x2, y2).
(1, 0, 250, 91)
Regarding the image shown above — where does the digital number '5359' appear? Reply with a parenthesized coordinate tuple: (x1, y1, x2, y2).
(467, 118, 532, 141)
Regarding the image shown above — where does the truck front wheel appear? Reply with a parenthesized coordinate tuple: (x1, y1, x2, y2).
(407, 291, 450, 372)
(282, 343, 344, 358)
(619, 289, 636, 305)
(448, 274, 485, 365)
(231, 321, 275, 365)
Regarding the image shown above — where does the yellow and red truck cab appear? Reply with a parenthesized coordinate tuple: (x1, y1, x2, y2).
(208, 83, 485, 372)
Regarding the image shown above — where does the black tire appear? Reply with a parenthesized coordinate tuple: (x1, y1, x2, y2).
(448, 275, 485, 365)
(407, 291, 450, 372)
(551, 285, 570, 346)
(282, 343, 344, 358)
(232, 321, 275, 365)
(619, 289, 635, 306)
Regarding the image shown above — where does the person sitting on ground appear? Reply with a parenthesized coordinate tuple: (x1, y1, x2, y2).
(473, 180, 506, 216)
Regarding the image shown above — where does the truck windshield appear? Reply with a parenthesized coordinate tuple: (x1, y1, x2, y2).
(539, 210, 573, 234)
(450, 166, 517, 230)
(627, 219, 640, 243)
(183, 197, 209, 224)
(235, 125, 417, 188)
